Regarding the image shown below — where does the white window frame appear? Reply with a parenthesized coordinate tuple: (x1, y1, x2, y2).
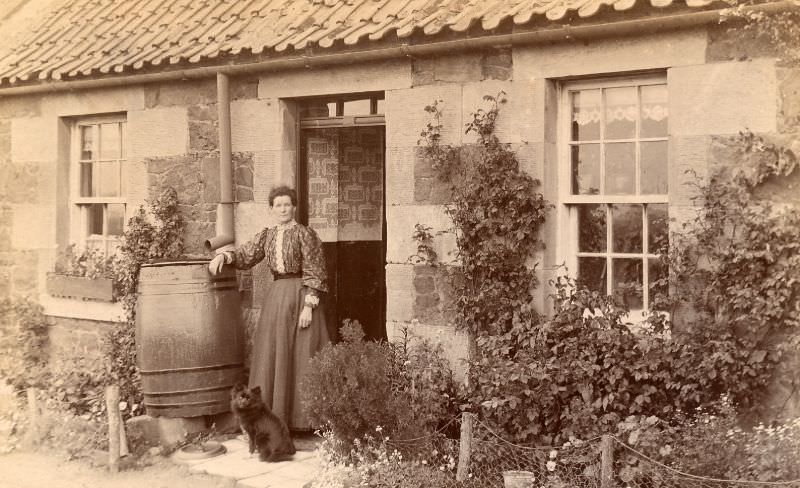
(69, 114, 128, 256)
(556, 75, 669, 314)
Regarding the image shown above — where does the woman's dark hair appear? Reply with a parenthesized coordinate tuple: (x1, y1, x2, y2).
(268, 185, 297, 206)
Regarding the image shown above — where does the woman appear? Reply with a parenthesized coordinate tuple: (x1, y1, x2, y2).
(208, 186, 329, 430)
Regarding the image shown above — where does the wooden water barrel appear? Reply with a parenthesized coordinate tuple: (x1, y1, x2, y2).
(136, 260, 244, 418)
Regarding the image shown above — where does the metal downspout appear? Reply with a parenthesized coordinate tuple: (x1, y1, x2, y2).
(204, 72, 235, 253)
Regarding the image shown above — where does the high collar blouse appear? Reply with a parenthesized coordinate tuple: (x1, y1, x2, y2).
(228, 222, 328, 294)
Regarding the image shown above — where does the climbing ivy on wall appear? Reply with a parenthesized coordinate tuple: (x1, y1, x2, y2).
(107, 187, 185, 419)
(417, 93, 551, 337)
(418, 95, 800, 444)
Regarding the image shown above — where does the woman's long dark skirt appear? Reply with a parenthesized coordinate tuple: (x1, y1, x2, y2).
(248, 277, 329, 430)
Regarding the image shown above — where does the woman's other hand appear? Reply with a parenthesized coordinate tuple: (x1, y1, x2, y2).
(298, 306, 312, 329)
(208, 254, 226, 275)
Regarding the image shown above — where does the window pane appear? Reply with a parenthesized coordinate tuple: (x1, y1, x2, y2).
(604, 86, 637, 140)
(80, 126, 93, 160)
(640, 84, 668, 138)
(98, 161, 120, 197)
(571, 144, 601, 195)
(80, 162, 94, 197)
(571, 89, 601, 141)
(612, 204, 643, 253)
(87, 204, 104, 235)
(100, 123, 121, 160)
(342, 99, 371, 116)
(578, 204, 606, 252)
(641, 141, 668, 194)
(375, 98, 385, 114)
(107, 204, 125, 236)
(612, 258, 643, 309)
(647, 204, 669, 254)
(578, 257, 607, 294)
(605, 143, 635, 195)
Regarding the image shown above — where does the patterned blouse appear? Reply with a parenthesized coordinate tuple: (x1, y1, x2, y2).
(227, 221, 328, 295)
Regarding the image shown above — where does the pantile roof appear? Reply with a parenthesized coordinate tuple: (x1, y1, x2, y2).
(0, 0, 721, 87)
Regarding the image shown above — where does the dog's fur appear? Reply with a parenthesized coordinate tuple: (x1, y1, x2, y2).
(230, 384, 296, 462)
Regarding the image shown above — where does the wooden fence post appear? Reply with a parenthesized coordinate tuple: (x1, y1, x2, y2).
(26, 388, 39, 444)
(601, 434, 615, 488)
(456, 412, 473, 482)
(105, 385, 121, 473)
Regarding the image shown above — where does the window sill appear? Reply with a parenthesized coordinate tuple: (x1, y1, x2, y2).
(40, 294, 126, 323)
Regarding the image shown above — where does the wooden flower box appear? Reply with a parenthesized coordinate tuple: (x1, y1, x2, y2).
(45, 273, 115, 302)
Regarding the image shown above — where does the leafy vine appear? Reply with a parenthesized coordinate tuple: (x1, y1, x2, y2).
(106, 186, 185, 419)
(417, 93, 551, 337)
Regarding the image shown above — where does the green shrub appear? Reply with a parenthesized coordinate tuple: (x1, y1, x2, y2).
(0, 297, 48, 390)
(468, 275, 787, 445)
(108, 186, 185, 420)
(311, 427, 460, 488)
(614, 401, 800, 483)
(302, 320, 460, 451)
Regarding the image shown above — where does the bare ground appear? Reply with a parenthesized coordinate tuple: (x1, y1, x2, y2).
(0, 451, 235, 488)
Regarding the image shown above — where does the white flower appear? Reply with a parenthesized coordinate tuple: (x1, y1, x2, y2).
(375, 426, 383, 433)
(549, 450, 558, 459)
(546, 461, 557, 472)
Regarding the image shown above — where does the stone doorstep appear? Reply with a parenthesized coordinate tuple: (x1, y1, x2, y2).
(181, 438, 320, 487)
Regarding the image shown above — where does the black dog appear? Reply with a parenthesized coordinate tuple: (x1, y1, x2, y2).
(230, 384, 296, 462)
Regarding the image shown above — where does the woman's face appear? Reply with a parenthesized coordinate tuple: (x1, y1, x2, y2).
(272, 195, 295, 224)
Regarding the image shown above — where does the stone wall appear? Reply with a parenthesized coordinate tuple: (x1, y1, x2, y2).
(0, 21, 796, 413)
(0, 94, 44, 300)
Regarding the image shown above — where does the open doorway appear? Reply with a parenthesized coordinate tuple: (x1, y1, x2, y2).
(296, 93, 386, 342)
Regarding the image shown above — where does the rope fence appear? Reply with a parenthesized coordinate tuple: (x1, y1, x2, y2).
(376, 413, 800, 488)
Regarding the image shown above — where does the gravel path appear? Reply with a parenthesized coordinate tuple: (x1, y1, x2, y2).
(0, 451, 234, 488)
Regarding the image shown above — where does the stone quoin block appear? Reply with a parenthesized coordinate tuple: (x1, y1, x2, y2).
(386, 84, 464, 148)
(668, 60, 777, 136)
(257, 59, 411, 99)
(385, 204, 455, 265)
(385, 263, 414, 322)
(128, 107, 188, 159)
(231, 98, 280, 153)
(385, 146, 416, 206)
(251, 150, 281, 203)
(11, 116, 58, 162)
(513, 29, 706, 80)
(671, 135, 711, 207)
(460, 80, 516, 145)
(11, 205, 54, 249)
(40, 86, 144, 117)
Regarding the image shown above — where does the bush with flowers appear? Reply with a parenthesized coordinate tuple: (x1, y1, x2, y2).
(302, 320, 461, 455)
(311, 426, 461, 488)
(614, 400, 800, 483)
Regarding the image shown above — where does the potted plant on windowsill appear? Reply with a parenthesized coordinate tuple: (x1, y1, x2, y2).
(46, 245, 117, 302)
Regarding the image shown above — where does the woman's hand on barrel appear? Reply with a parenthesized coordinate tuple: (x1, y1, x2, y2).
(298, 306, 312, 329)
(208, 254, 226, 275)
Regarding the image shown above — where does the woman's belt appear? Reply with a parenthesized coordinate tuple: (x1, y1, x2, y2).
(272, 272, 301, 280)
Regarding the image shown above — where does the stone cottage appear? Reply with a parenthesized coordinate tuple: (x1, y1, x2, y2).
(0, 0, 797, 406)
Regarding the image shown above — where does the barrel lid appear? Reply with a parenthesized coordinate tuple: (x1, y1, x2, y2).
(173, 440, 226, 461)
(141, 258, 212, 267)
